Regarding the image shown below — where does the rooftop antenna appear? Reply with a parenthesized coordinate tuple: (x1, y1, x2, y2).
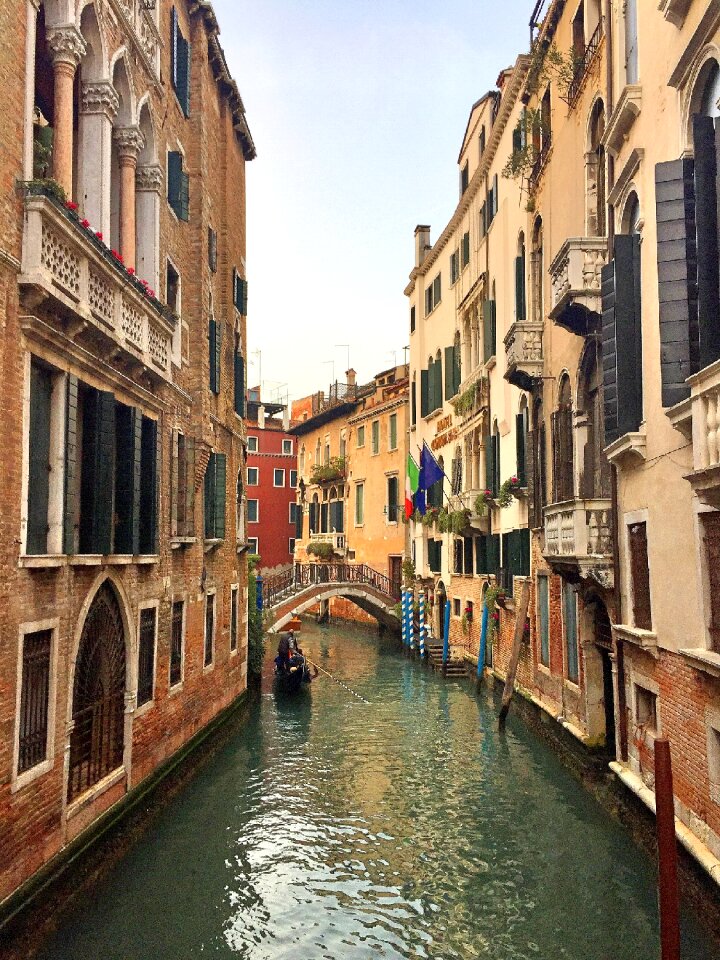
(403, 345, 409, 366)
(388, 349, 397, 367)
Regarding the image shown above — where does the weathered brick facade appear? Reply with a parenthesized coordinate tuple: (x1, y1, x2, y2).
(0, 0, 254, 906)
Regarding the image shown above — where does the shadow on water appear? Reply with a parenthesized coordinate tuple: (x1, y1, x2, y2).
(18, 619, 720, 960)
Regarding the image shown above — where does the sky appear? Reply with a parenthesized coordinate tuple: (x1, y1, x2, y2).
(212, 0, 533, 405)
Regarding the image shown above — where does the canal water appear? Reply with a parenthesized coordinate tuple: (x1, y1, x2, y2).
(36, 621, 718, 960)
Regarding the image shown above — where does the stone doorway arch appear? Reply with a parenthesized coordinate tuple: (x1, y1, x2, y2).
(67, 581, 127, 803)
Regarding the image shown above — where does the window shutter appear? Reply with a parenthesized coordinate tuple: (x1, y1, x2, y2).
(454, 343, 462, 394)
(94, 391, 116, 555)
(693, 115, 720, 370)
(493, 174, 498, 217)
(63, 375, 79, 554)
(170, 7, 178, 89)
(167, 151, 182, 216)
(209, 318, 218, 394)
(204, 453, 216, 539)
(171, 429, 179, 537)
(214, 452, 226, 540)
(613, 234, 643, 438)
(515, 256, 526, 321)
(27, 363, 52, 555)
(139, 416, 158, 554)
(114, 406, 140, 554)
(550, 411, 560, 503)
(475, 535, 486, 574)
(234, 350, 245, 416)
(433, 274, 441, 306)
(296, 505, 304, 540)
(655, 157, 697, 407)
(462, 232, 470, 267)
(179, 169, 190, 221)
(526, 429, 536, 528)
(485, 437, 495, 494)
(483, 300, 496, 362)
(601, 258, 619, 445)
(185, 435, 196, 537)
(494, 432, 501, 495)
(487, 533, 500, 575)
(539, 421, 547, 508)
(420, 369, 429, 418)
(445, 346, 455, 400)
(176, 32, 190, 117)
(411, 380, 417, 425)
(515, 413, 526, 486)
(479, 202, 486, 239)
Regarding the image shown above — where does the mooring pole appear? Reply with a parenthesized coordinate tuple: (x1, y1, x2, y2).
(477, 601, 489, 683)
(401, 589, 408, 648)
(418, 589, 426, 658)
(655, 738, 681, 960)
(408, 586, 416, 652)
(442, 599, 451, 672)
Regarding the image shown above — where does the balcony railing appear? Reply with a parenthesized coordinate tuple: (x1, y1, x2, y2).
(20, 191, 175, 382)
(529, 137, 551, 191)
(548, 237, 608, 336)
(504, 321, 544, 391)
(566, 24, 603, 107)
(451, 374, 489, 422)
(309, 531, 346, 555)
(543, 498, 613, 585)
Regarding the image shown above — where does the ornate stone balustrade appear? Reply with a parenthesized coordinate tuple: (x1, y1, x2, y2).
(504, 320, 544, 391)
(548, 237, 608, 335)
(544, 498, 613, 587)
(309, 532, 346, 555)
(670, 359, 720, 507)
(452, 371, 489, 422)
(20, 193, 174, 382)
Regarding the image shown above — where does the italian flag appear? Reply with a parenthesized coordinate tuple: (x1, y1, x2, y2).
(406, 454, 419, 519)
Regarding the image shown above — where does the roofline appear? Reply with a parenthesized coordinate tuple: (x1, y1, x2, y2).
(455, 90, 494, 165)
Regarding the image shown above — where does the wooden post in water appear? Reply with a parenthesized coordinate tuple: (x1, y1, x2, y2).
(498, 580, 530, 726)
(655, 738, 681, 960)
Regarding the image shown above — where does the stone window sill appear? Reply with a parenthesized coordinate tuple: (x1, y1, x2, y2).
(136, 555, 160, 565)
(680, 648, 720, 678)
(203, 539, 223, 553)
(66, 766, 125, 821)
(171, 537, 197, 550)
(19, 555, 66, 569)
(11, 756, 54, 794)
(614, 623, 658, 658)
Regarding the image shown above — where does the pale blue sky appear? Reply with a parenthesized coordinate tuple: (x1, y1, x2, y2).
(212, 0, 532, 404)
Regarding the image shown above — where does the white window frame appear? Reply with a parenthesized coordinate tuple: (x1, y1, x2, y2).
(136, 599, 159, 716)
(289, 502, 297, 524)
(247, 466, 259, 486)
(247, 436, 258, 452)
(248, 537, 259, 554)
(355, 481, 365, 526)
(388, 412, 398, 451)
(273, 469, 286, 487)
(357, 425, 365, 448)
(282, 439, 292, 455)
(371, 419, 380, 455)
(204, 590, 216, 672)
(12, 617, 59, 793)
(247, 498, 259, 523)
(169, 594, 187, 693)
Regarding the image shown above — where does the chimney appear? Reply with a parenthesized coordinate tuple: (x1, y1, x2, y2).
(346, 368, 356, 388)
(282, 404, 290, 431)
(258, 404, 266, 429)
(414, 224, 431, 267)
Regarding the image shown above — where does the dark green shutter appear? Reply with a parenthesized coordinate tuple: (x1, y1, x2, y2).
(170, 7, 178, 88)
(184, 436, 196, 537)
(204, 453, 216, 539)
(27, 363, 52, 555)
(82, 390, 115, 555)
(445, 346, 455, 400)
(487, 533, 500, 575)
(420, 369, 429, 418)
(515, 255, 526, 321)
(234, 351, 245, 416)
(179, 169, 190, 221)
(114, 404, 141, 554)
(427, 358, 434, 412)
(209, 318, 218, 394)
(516, 413, 526, 486)
(462, 232, 470, 267)
(485, 437, 495, 495)
(693, 115, 720, 369)
(526, 429, 536, 528)
(214, 452, 226, 540)
(454, 344, 462, 395)
(411, 380, 416, 425)
(168, 151, 182, 215)
(475, 535, 486, 574)
(295, 505, 304, 539)
(433, 274, 441, 306)
(613, 234, 643, 438)
(176, 32, 190, 117)
(483, 300, 496, 362)
(64, 375, 79, 554)
(139, 416, 158, 554)
(434, 358, 442, 411)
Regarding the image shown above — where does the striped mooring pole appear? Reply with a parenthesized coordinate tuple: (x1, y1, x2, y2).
(401, 589, 408, 647)
(408, 587, 415, 651)
(418, 590, 426, 658)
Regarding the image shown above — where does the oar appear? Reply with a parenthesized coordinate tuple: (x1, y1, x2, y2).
(303, 656, 370, 705)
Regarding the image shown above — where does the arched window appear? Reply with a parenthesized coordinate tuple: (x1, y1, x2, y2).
(578, 341, 610, 499)
(587, 99, 606, 237)
(687, 56, 720, 150)
(530, 396, 547, 528)
(531, 217, 544, 323)
(552, 375, 574, 503)
(68, 582, 127, 802)
(32, 8, 55, 182)
(515, 232, 526, 322)
(622, 190, 641, 236)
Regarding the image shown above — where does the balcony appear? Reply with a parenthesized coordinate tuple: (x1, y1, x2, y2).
(669, 358, 720, 507)
(451, 371, 490, 423)
(565, 24, 604, 108)
(504, 321, 544, 391)
(543, 498, 613, 589)
(549, 237, 608, 336)
(19, 191, 175, 383)
(449, 490, 490, 534)
(309, 532, 346, 557)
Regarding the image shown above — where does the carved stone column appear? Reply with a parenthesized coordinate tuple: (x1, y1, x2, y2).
(135, 163, 163, 290)
(47, 26, 86, 197)
(114, 126, 145, 269)
(78, 81, 119, 236)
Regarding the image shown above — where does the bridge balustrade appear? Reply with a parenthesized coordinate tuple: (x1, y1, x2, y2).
(261, 563, 401, 611)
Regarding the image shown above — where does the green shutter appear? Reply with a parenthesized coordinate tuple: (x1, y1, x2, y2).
(63, 375, 79, 554)
(433, 274, 441, 306)
(167, 151, 182, 215)
(204, 453, 216, 538)
(485, 438, 495, 494)
(411, 380, 417, 425)
(427, 358, 434, 413)
(462, 232, 470, 267)
(139, 416, 158, 554)
(179, 169, 190, 221)
(27, 362, 52, 555)
(494, 432, 501, 496)
(295, 505, 304, 540)
(184, 435, 196, 537)
(475, 535, 486, 574)
(454, 343, 462, 395)
(114, 405, 141, 554)
(516, 412, 526, 486)
(209, 318, 218, 393)
(515, 255, 526, 321)
(214, 452, 226, 540)
(171, 8, 178, 88)
(445, 346, 455, 400)
(420, 369, 429, 417)
(487, 533, 500, 575)
(93, 391, 116, 555)
(234, 351, 245, 416)
(483, 300, 496, 362)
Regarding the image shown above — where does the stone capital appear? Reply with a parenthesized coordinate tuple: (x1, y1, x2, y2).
(114, 125, 145, 159)
(47, 25, 87, 68)
(81, 80, 120, 120)
(136, 163, 164, 194)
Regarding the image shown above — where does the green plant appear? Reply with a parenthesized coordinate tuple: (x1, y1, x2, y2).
(497, 475, 523, 508)
(422, 506, 440, 527)
(449, 509, 471, 534)
(452, 380, 483, 417)
(437, 507, 451, 533)
(402, 557, 416, 585)
(412, 508, 423, 523)
(460, 612, 470, 635)
(309, 456, 346, 484)
(247, 554, 265, 677)
(307, 541, 334, 560)
(24, 177, 66, 204)
(474, 491, 491, 517)
(525, 40, 578, 101)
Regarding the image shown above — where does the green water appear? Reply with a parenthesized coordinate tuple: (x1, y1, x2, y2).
(37, 621, 718, 959)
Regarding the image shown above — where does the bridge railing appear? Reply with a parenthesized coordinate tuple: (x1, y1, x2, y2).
(262, 563, 401, 611)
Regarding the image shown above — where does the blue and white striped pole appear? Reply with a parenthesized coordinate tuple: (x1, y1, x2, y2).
(418, 590, 426, 658)
(408, 586, 415, 651)
(401, 589, 408, 647)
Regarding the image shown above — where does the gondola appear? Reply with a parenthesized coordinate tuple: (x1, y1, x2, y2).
(273, 655, 312, 694)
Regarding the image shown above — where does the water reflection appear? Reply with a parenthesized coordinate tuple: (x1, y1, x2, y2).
(35, 620, 718, 960)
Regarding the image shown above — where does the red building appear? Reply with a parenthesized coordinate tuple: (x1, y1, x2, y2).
(245, 389, 298, 574)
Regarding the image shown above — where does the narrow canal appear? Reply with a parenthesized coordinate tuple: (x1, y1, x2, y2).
(35, 621, 718, 960)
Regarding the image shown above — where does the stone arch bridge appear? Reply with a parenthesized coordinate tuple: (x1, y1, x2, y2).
(262, 563, 402, 633)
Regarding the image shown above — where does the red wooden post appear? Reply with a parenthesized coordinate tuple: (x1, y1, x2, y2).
(654, 738, 681, 960)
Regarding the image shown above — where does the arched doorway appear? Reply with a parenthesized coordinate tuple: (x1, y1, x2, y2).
(68, 582, 127, 802)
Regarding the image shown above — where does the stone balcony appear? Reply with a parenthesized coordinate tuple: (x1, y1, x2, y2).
(310, 531, 346, 556)
(19, 191, 175, 383)
(504, 320, 544, 391)
(668, 358, 720, 507)
(451, 369, 490, 423)
(548, 237, 608, 336)
(543, 498, 613, 589)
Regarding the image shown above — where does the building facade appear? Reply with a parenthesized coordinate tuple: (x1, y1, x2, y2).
(244, 388, 298, 574)
(0, 0, 254, 905)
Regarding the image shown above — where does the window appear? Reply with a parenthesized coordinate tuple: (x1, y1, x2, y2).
(204, 593, 215, 667)
(137, 607, 156, 708)
(171, 431, 195, 538)
(247, 467, 258, 486)
(703, 513, 720, 652)
(357, 425, 365, 447)
(26, 358, 59, 555)
(453, 597, 461, 616)
(450, 250, 460, 285)
(628, 521, 652, 630)
(551, 376, 574, 503)
(233, 269, 248, 315)
(289, 537, 296, 554)
(563, 581, 579, 683)
(234, 342, 245, 417)
(247, 436, 258, 452)
(425, 273, 442, 315)
(460, 161, 469, 196)
(204, 452, 227, 540)
(537, 575, 550, 667)
(515, 233, 526, 321)
(389, 413, 398, 451)
(247, 499, 259, 523)
(166, 260, 180, 315)
(248, 537, 259, 554)
(428, 539, 442, 573)
(371, 420, 380, 454)
(479, 125, 486, 159)
(282, 439, 292, 455)
(170, 600, 184, 687)
(387, 476, 399, 522)
(208, 227, 217, 273)
(461, 231, 470, 268)
(635, 684, 657, 732)
(289, 502, 298, 524)
(274, 469, 285, 487)
(208, 316, 221, 395)
(410, 306, 416, 334)
(171, 7, 191, 116)
(290, 470, 297, 488)
(483, 299, 496, 362)
(230, 587, 238, 653)
(17, 628, 52, 775)
(167, 150, 189, 221)
(355, 483, 364, 525)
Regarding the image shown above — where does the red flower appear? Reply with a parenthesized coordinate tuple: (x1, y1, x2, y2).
(111, 249, 124, 263)
(484, 489, 491, 497)
(80, 219, 90, 229)
(95, 231, 103, 241)
(65, 200, 78, 211)
(127, 267, 135, 276)
(148, 289, 155, 298)
(511, 476, 518, 484)
(141, 279, 149, 286)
